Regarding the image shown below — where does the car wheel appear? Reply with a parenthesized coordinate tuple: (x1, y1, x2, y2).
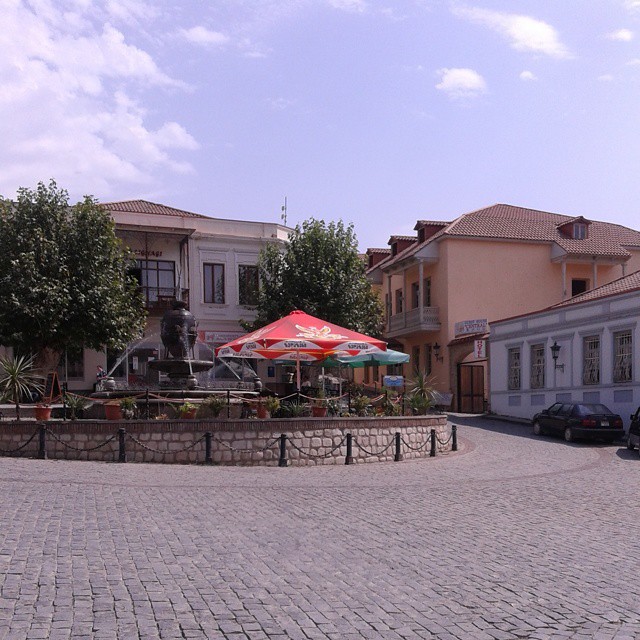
(533, 421, 543, 436)
(627, 437, 635, 451)
(564, 427, 574, 443)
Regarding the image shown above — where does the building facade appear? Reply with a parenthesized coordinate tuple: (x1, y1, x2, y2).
(55, 200, 289, 392)
(366, 204, 640, 412)
(490, 271, 640, 425)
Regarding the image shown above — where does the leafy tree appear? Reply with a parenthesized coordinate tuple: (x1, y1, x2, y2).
(247, 218, 383, 335)
(0, 180, 146, 373)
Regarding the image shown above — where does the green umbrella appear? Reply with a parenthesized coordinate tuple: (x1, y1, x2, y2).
(322, 349, 409, 369)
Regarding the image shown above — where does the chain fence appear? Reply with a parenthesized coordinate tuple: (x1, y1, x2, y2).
(0, 423, 457, 465)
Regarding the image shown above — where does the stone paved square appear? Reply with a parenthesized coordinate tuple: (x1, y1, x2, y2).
(1, 415, 640, 639)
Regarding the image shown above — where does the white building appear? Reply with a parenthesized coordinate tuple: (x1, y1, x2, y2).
(63, 200, 289, 391)
(489, 271, 640, 426)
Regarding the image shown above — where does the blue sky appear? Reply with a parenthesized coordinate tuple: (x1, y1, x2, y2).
(3, 0, 640, 249)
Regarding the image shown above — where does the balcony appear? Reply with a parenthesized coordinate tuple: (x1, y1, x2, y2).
(141, 287, 190, 312)
(387, 306, 440, 339)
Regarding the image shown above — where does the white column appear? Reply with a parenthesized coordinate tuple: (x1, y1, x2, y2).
(418, 261, 424, 324)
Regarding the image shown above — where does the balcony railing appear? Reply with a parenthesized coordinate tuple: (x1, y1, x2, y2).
(141, 287, 190, 311)
(387, 306, 440, 337)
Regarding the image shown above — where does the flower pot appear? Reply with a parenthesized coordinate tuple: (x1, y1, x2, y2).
(35, 406, 52, 421)
(312, 405, 328, 417)
(104, 404, 123, 420)
(256, 404, 269, 419)
(179, 408, 197, 420)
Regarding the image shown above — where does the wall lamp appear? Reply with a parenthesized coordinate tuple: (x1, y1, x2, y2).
(433, 342, 444, 363)
(550, 341, 564, 372)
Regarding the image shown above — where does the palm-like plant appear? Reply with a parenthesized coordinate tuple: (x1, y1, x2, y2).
(0, 355, 44, 421)
(408, 369, 436, 415)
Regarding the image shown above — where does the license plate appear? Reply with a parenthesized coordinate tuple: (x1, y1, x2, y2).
(601, 420, 609, 427)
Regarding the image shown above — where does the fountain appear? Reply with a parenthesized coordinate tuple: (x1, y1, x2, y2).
(148, 300, 213, 389)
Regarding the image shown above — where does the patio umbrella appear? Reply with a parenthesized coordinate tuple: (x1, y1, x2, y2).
(322, 348, 410, 368)
(215, 310, 386, 390)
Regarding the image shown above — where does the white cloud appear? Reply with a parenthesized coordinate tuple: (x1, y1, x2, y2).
(436, 68, 487, 98)
(179, 25, 230, 47)
(0, 1, 197, 199)
(625, 1, 640, 12)
(519, 70, 537, 81)
(453, 6, 572, 59)
(607, 28, 634, 41)
(598, 74, 614, 82)
(328, 0, 367, 13)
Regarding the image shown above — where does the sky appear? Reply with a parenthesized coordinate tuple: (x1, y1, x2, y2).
(3, 0, 640, 250)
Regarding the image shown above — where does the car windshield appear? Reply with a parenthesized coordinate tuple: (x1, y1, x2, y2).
(573, 403, 613, 416)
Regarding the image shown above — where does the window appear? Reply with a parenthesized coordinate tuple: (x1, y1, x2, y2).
(411, 282, 419, 309)
(508, 348, 521, 390)
(423, 277, 431, 307)
(424, 344, 432, 376)
(572, 279, 588, 297)
(395, 289, 403, 314)
(573, 223, 587, 239)
(530, 344, 545, 389)
(204, 263, 225, 304)
(136, 259, 175, 302)
(363, 363, 371, 384)
(238, 265, 259, 306)
(613, 331, 632, 383)
(412, 346, 420, 371)
(582, 336, 600, 385)
(58, 346, 84, 380)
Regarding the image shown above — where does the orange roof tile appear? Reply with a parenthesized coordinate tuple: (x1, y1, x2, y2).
(103, 199, 208, 219)
(552, 270, 640, 308)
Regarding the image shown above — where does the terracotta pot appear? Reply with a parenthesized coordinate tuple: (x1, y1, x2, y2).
(35, 406, 52, 421)
(312, 405, 328, 417)
(104, 404, 123, 420)
(179, 408, 197, 420)
(256, 404, 269, 419)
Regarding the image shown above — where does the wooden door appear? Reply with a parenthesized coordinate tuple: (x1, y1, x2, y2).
(458, 364, 485, 413)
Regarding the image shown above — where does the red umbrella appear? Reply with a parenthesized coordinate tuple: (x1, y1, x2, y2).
(215, 310, 386, 390)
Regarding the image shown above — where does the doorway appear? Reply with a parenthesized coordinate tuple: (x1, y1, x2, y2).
(458, 364, 485, 413)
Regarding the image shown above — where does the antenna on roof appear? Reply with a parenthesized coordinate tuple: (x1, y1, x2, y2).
(281, 196, 287, 226)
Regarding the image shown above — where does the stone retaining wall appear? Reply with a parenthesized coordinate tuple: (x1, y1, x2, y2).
(0, 415, 450, 466)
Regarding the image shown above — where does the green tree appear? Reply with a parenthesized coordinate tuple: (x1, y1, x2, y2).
(0, 180, 146, 373)
(248, 218, 383, 335)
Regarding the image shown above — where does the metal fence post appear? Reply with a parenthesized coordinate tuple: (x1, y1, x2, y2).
(145, 388, 150, 420)
(227, 390, 231, 419)
(278, 433, 288, 467)
(62, 384, 67, 421)
(118, 428, 126, 463)
(430, 428, 436, 457)
(452, 424, 457, 452)
(38, 425, 47, 459)
(205, 431, 213, 464)
(394, 431, 402, 462)
(345, 433, 353, 465)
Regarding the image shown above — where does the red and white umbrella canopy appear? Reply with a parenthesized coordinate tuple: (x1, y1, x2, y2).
(215, 310, 386, 361)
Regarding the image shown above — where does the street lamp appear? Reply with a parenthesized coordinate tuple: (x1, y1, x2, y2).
(550, 341, 564, 372)
(433, 342, 443, 363)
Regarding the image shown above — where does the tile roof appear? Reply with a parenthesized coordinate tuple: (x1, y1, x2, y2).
(389, 235, 417, 242)
(414, 220, 449, 229)
(551, 270, 640, 308)
(103, 199, 209, 219)
(375, 203, 640, 269)
(367, 248, 392, 255)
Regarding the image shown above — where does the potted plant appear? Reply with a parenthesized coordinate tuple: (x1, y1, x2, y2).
(119, 396, 138, 420)
(0, 354, 44, 422)
(104, 400, 123, 420)
(65, 393, 90, 420)
(312, 389, 327, 417)
(201, 395, 226, 418)
(264, 396, 280, 417)
(352, 394, 370, 417)
(256, 398, 268, 419)
(35, 402, 52, 421)
(175, 401, 197, 419)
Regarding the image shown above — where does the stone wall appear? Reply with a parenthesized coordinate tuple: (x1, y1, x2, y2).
(0, 415, 450, 466)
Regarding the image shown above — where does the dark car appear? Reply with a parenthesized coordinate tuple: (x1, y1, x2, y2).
(532, 402, 624, 443)
(626, 407, 640, 453)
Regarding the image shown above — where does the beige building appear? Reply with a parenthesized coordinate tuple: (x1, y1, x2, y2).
(366, 204, 640, 412)
(62, 200, 289, 392)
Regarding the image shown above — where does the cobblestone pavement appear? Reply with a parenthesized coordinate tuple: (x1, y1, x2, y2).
(1, 415, 640, 640)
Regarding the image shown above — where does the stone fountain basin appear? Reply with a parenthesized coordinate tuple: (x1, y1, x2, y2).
(148, 359, 214, 375)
